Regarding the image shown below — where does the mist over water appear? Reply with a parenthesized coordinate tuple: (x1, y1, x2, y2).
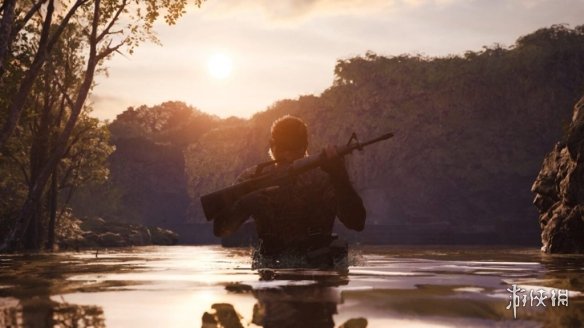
(0, 246, 582, 327)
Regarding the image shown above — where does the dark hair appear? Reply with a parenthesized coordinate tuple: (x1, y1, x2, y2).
(270, 115, 308, 151)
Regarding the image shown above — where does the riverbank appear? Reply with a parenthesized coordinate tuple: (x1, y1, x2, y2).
(57, 216, 178, 250)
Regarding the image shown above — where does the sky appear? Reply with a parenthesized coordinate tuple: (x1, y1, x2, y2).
(89, 0, 584, 121)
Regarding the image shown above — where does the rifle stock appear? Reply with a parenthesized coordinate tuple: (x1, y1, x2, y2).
(200, 132, 393, 221)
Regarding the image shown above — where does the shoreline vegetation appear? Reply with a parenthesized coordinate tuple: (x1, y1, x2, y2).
(2, 22, 584, 252)
(58, 216, 178, 251)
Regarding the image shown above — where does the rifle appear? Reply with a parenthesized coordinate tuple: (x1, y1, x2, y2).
(200, 132, 394, 221)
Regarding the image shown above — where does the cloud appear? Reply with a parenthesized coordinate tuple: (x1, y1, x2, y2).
(88, 94, 134, 121)
(196, 0, 446, 22)
(195, 0, 580, 24)
(90, 0, 584, 121)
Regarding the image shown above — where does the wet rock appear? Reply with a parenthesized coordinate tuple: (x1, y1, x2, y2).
(98, 232, 126, 247)
(225, 282, 253, 293)
(59, 216, 178, 249)
(128, 227, 150, 245)
(338, 317, 368, 328)
(80, 231, 100, 248)
(532, 96, 584, 253)
(149, 227, 178, 245)
(80, 217, 108, 233)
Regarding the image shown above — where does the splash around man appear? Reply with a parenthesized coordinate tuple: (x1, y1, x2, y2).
(213, 115, 366, 270)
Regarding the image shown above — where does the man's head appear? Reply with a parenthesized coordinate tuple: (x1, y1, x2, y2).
(269, 115, 308, 162)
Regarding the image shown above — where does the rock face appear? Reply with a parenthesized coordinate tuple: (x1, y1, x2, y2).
(532, 96, 584, 253)
(106, 102, 223, 240)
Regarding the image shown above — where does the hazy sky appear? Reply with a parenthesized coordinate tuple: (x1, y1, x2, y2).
(89, 0, 584, 121)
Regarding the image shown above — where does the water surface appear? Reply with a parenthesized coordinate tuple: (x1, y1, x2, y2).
(0, 245, 582, 327)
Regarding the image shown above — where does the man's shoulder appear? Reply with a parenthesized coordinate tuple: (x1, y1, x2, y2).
(297, 166, 332, 188)
(235, 162, 279, 182)
(235, 166, 259, 183)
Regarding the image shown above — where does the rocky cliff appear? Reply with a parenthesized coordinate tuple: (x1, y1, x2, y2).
(532, 96, 584, 253)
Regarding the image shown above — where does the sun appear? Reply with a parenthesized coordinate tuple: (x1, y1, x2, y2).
(207, 53, 232, 79)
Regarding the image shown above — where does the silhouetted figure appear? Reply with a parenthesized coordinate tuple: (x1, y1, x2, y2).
(213, 115, 366, 269)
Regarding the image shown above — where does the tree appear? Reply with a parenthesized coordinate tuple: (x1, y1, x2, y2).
(0, 0, 204, 251)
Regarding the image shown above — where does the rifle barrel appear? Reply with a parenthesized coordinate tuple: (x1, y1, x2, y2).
(360, 132, 394, 148)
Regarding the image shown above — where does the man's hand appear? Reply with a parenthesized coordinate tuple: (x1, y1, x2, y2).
(320, 146, 350, 182)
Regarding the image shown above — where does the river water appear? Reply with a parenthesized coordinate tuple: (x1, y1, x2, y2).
(0, 245, 582, 327)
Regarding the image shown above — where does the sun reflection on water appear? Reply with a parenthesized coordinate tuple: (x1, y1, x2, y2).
(0, 245, 582, 327)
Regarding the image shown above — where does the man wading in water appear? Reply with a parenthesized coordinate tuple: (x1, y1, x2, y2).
(213, 115, 366, 270)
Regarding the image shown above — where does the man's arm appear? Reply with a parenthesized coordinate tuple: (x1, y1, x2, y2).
(322, 147, 366, 231)
(331, 170, 366, 231)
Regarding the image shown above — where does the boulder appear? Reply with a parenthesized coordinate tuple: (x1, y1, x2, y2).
(97, 232, 126, 247)
(338, 318, 368, 328)
(60, 216, 178, 248)
(532, 96, 584, 253)
(149, 227, 178, 245)
(128, 226, 151, 246)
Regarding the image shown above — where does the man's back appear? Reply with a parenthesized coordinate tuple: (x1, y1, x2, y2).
(235, 162, 337, 257)
(211, 115, 366, 269)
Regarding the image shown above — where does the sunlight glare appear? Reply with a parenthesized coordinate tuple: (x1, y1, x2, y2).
(207, 53, 233, 80)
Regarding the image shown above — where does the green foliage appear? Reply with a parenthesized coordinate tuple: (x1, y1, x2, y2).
(54, 208, 85, 246)
(109, 101, 219, 146)
(61, 115, 114, 189)
(0, 1, 205, 250)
